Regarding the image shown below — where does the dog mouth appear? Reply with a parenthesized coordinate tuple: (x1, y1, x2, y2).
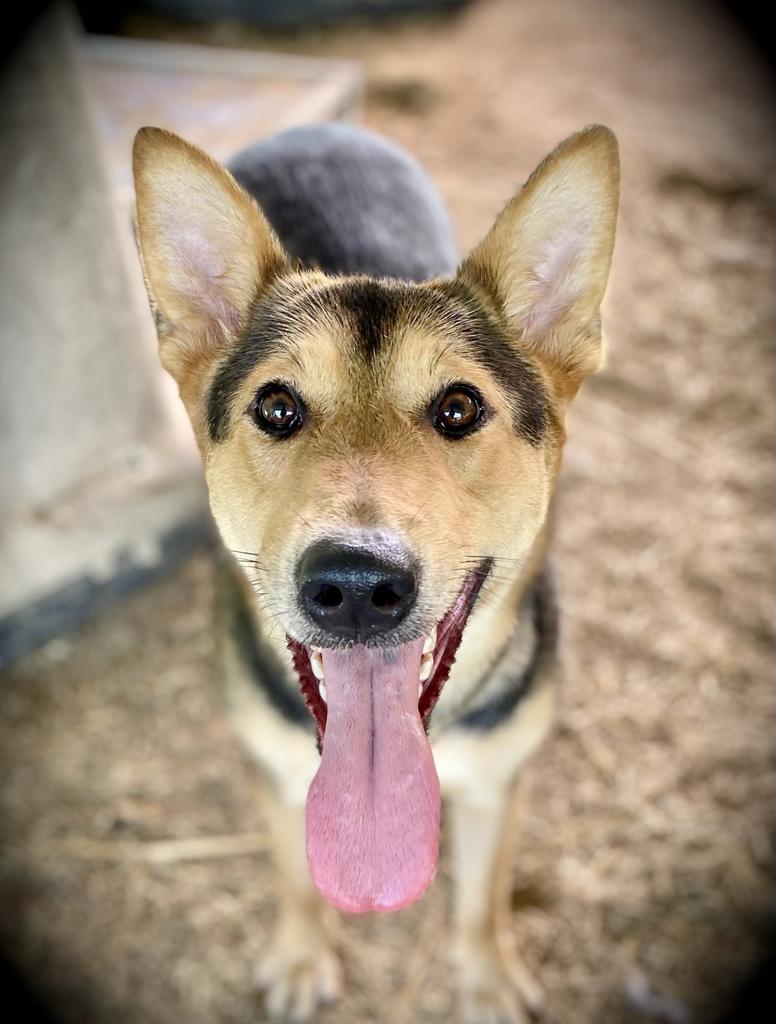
(286, 563, 489, 914)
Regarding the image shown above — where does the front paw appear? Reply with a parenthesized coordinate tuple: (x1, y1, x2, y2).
(255, 914, 342, 1022)
(456, 937, 542, 1024)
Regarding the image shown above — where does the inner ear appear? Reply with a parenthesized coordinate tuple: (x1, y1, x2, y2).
(133, 127, 288, 389)
(458, 125, 619, 395)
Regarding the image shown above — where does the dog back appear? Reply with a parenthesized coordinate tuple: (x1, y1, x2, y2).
(229, 122, 457, 281)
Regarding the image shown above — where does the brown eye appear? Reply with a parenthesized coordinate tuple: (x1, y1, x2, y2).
(432, 384, 485, 439)
(251, 383, 304, 438)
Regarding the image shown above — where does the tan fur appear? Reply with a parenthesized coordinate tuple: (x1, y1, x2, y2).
(133, 127, 287, 431)
(133, 124, 618, 1024)
(460, 125, 619, 400)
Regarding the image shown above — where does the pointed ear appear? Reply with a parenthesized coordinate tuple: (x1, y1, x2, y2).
(458, 125, 619, 398)
(132, 127, 287, 390)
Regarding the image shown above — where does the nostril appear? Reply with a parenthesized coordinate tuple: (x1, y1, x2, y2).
(372, 583, 403, 611)
(314, 584, 344, 609)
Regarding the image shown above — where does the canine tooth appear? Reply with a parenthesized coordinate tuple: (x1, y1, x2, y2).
(418, 682, 424, 698)
(310, 651, 324, 680)
(422, 628, 437, 655)
(319, 681, 327, 703)
(419, 652, 434, 682)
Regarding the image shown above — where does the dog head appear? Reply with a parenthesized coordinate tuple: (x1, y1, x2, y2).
(133, 124, 618, 912)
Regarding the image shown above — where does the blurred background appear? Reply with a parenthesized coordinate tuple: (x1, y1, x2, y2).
(0, 1, 774, 1022)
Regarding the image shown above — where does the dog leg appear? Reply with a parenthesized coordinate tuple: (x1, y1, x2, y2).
(449, 780, 542, 1024)
(256, 784, 342, 1022)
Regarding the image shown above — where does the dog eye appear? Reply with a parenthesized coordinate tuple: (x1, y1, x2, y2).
(250, 383, 304, 438)
(431, 384, 485, 439)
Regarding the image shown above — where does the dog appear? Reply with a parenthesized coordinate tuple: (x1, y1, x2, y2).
(132, 120, 619, 1023)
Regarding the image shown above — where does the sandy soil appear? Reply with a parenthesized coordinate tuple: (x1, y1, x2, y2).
(1, 1, 774, 1022)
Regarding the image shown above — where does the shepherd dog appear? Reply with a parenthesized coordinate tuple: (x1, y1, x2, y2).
(132, 120, 619, 1023)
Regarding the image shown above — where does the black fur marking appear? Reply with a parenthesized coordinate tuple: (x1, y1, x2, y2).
(227, 569, 312, 730)
(456, 567, 558, 730)
(206, 293, 294, 443)
(318, 279, 400, 361)
(436, 280, 549, 446)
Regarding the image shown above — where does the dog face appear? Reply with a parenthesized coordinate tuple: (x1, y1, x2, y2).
(133, 125, 618, 912)
(204, 270, 556, 647)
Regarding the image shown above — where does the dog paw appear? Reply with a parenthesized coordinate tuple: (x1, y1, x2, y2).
(457, 939, 542, 1024)
(255, 916, 342, 1022)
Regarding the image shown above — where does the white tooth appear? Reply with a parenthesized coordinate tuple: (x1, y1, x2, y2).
(319, 681, 327, 703)
(422, 628, 437, 655)
(419, 652, 434, 682)
(418, 682, 424, 698)
(310, 651, 325, 680)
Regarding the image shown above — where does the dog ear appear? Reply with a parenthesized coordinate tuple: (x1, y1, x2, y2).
(458, 125, 619, 398)
(133, 127, 287, 394)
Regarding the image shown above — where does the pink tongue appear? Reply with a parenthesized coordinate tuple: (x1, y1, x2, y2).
(306, 638, 440, 913)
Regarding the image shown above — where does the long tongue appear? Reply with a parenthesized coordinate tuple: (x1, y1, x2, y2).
(306, 638, 440, 913)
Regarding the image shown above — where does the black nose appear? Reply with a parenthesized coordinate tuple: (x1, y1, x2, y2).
(297, 540, 418, 642)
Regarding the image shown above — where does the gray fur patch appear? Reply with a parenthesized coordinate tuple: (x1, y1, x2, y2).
(229, 122, 458, 282)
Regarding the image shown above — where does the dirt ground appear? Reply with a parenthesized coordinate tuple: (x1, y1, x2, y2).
(1, 1, 774, 1022)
